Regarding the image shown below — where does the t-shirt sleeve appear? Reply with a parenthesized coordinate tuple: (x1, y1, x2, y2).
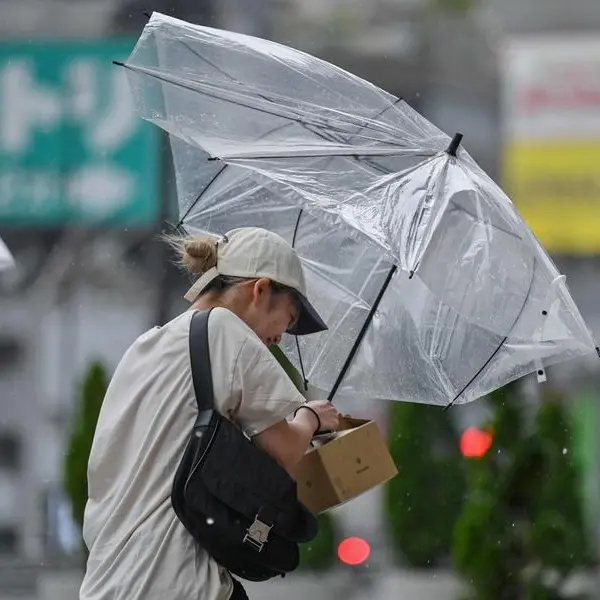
(207, 308, 306, 437)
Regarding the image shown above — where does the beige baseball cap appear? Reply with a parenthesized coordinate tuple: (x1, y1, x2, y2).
(184, 227, 328, 336)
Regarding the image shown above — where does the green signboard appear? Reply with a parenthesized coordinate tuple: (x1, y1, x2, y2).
(0, 40, 159, 226)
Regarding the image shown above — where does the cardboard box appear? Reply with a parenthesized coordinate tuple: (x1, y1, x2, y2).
(296, 415, 398, 514)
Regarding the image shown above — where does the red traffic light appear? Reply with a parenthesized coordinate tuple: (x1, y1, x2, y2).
(337, 537, 370, 566)
(460, 427, 493, 459)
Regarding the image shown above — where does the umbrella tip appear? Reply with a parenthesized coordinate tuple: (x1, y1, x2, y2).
(446, 133, 463, 157)
(112, 60, 125, 67)
(596, 346, 600, 358)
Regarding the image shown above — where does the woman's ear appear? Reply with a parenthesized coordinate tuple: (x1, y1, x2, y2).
(251, 278, 271, 304)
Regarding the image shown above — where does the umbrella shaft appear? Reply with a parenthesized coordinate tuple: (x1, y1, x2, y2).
(328, 264, 397, 402)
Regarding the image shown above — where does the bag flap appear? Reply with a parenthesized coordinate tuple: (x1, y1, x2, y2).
(190, 419, 317, 542)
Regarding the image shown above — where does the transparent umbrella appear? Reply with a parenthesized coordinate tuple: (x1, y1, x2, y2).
(117, 12, 598, 406)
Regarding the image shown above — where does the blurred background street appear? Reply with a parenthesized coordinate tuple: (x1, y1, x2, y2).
(1, 0, 600, 599)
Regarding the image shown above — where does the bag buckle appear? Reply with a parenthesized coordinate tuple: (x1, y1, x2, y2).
(243, 515, 272, 552)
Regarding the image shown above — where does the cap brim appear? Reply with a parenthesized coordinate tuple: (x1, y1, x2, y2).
(287, 292, 328, 336)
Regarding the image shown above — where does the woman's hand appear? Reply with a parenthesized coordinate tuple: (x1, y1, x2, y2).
(297, 400, 340, 434)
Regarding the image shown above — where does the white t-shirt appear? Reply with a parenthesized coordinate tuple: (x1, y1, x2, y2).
(79, 307, 305, 600)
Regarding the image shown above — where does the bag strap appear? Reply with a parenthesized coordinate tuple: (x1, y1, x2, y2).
(188, 309, 215, 413)
(188, 308, 303, 542)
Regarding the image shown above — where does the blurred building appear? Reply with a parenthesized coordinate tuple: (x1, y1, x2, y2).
(0, 1, 599, 598)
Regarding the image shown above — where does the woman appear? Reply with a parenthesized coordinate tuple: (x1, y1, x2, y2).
(79, 227, 340, 600)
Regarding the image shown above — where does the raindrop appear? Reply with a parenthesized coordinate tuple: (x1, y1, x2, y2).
(562, 448, 568, 455)
(206, 517, 214, 525)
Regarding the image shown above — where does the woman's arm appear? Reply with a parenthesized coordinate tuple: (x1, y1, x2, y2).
(253, 401, 339, 479)
(206, 310, 339, 478)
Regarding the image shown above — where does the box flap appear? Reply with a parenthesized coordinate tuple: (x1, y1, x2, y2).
(338, 414, 369, 430)
(311, 414, 368, 445)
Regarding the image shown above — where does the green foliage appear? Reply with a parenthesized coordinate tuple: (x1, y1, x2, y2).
(530, 393, 592, 573)
(269, 344, 338, 571)
(298, 513, 337, 571)
(453, 384, 593, 600)
(63, 361, 109, 552)
(384, 401, 465, 568)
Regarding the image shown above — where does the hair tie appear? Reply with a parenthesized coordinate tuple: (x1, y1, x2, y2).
(293, 404, 321, 436)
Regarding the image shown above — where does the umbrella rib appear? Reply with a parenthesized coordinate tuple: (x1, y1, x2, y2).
(296, 120, 403, 148)
(442, 337, 508, 411)
(302, 102, 403, 176)
(177, 40, 398, 146)
(117, 60, 404, 145)
(306, 95, 404, 148)
(178, 40, 240, 87)
(330, 97, 405, 171)
(177, 39, 352, 140)
(291, 122, 391, 176)
(215, 150, 434, 160)
(176, 39, 409, 143)
(291, 208, 309, 391)
(328, 264, 398, 401)
(180, 122, 311, 231)
(179, 39, 346, 129)
(179, 123, 294, 232)
(443, 255, 538, 410)
(176, 163, 228, 230)
(115, 62, 335, 134)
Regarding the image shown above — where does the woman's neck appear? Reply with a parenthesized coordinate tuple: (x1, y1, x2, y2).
(191, 294, 241, 318)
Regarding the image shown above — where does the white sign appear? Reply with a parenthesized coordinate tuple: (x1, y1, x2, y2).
(501, 35, 600, 140)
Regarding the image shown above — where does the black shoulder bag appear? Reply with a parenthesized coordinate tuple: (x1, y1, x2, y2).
(171, 309, 318, 582)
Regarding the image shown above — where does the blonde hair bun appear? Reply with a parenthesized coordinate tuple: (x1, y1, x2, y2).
(182, 238, 217, 276)
(163, 233, 218, 277)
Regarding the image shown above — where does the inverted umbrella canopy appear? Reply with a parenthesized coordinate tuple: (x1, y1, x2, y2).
(119, 12, 598, 406)
(0, 236, 14, 271)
